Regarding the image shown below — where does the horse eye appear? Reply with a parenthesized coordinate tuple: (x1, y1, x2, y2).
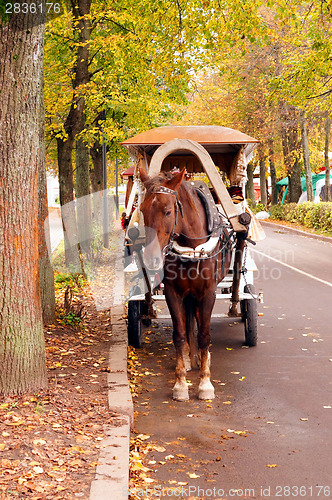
(164, 209, 172, 217)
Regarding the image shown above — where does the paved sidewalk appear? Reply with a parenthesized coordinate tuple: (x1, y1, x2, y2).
(89, 237, 132, 500)
(89, 305, 132, 500)
(260, 219, 332, 243)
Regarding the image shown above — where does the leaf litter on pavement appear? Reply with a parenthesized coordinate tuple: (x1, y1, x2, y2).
(127, 330, 256, 499)
(0, 284, 115, 499)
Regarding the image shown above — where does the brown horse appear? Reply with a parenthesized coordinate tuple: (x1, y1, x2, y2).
(139, 167, 233, 401)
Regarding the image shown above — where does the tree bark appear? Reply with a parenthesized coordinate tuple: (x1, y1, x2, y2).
(268, 139, 277, 205)
(300, 110, 313, 202)
(245, 163, 256, 207)
(57, 0, 91, 266)
(324, 113, 331, 202)
(38, 74, 56, 323)
(0, 8, 47, 394)
(258, 147, 267, 205)
(76, 136, 92, 253)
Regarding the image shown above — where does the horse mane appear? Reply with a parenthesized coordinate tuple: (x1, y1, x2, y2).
(144, 171, 198, 213)
(143, 172, 173, 194)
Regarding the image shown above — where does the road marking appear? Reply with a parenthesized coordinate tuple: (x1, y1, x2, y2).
(251, 249, 332, 288)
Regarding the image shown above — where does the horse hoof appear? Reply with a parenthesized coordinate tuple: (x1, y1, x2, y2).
(198, 381, 215, 400)
(173, 383, 189, 401)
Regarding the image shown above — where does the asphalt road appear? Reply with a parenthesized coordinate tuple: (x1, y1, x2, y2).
(131, 225, 332, 499)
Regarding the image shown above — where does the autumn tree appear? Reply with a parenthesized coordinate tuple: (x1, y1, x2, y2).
(0, 5, 47, 394)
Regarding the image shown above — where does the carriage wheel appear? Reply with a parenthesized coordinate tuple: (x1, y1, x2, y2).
(128, 300, 142, 348)
(242, 284, 257, 347)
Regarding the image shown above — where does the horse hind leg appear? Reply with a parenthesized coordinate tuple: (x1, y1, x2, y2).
(185, 297, 200, 370)
(183, 340, 191, 372)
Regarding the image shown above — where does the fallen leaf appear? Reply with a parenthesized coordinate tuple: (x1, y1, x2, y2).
(136, 434, 150, 441)
(33, 439, 46, 446)
(33, 466, 44, 474)
(266, 464, 279, 468)
(152, 445, 166, 453)
(187, 472, 200, 478)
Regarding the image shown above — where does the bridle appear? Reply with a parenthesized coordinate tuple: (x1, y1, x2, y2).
(153, 185, 235, 262)
(154, 186, 183, 252)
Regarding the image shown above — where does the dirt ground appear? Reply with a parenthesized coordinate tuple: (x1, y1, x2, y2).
(0, 285, 114, 499)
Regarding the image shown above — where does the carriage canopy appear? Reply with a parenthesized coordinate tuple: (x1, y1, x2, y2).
(121, 125, 259, 176)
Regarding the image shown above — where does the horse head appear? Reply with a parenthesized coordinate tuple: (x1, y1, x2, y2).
(139, 167, 186, 270)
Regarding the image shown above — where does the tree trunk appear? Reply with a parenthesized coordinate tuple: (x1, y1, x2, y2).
(268, 139, 277, 205)
(0, 8, 47, 394)
(38, 74, 56, 324)
(90, 141, 103, 192)
(90, 141, 103, 223)
(324, 113, 331, 202)
(258, 147, 267, 205)
(57, 138, 81, 269)
(57, 0, 91, 266)
(288, 124, 302, 203)
(246, 163, 256, 207)
(281, 114, 302, 203)
(76, 136, 92, 253)
(300, 110, 313, 202)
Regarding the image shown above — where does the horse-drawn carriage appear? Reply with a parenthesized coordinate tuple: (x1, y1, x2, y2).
(121, 126, 264, 401)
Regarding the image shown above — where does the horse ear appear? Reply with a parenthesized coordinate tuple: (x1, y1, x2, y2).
(139, 166, 149, 185)
(167, 168, 186, 190)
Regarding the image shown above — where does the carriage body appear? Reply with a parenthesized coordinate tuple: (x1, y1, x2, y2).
(121, 126, 263, 348)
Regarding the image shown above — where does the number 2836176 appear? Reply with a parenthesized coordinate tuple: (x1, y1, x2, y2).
(5, 3, 61, 14)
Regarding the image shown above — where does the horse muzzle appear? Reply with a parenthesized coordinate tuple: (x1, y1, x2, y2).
(143, 237, 164, 271)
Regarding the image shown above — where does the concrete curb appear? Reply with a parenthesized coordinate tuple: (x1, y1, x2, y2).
(260, 220, 332, 244)
(90, 251, 133, 499)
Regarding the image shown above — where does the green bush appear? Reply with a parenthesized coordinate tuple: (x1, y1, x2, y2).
(269, 202, 332, 235)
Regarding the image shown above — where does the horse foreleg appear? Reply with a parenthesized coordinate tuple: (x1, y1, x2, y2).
(196, 295, 215, 400)
(198, 349, 214, 400)
(165, 289, 189, 401)
(173, 347, 189, 401)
